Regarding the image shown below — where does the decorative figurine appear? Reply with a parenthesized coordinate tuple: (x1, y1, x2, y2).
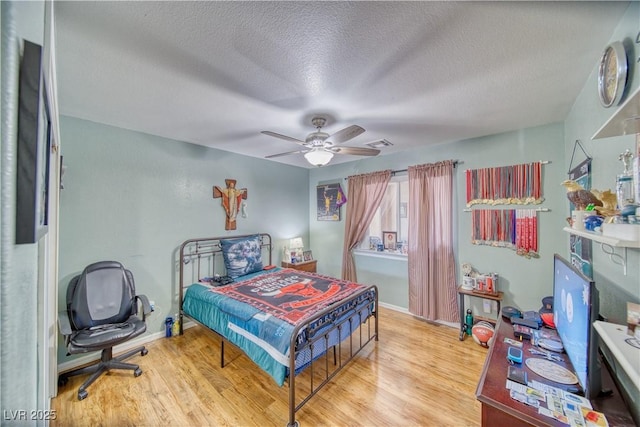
(616, 149, 635, 208)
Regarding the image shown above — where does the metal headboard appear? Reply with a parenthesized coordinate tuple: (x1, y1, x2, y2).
(178, 233, 272, 315)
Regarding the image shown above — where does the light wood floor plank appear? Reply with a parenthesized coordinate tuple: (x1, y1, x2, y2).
(52, 307, 487, 426)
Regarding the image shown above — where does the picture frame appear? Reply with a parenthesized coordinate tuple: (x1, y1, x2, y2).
(369, 236, 381, 250)
(16, 40, 51, 244)
(383, 231, 397, 250)
(317, 183, 342, 221)
(303, 250, 313, 261)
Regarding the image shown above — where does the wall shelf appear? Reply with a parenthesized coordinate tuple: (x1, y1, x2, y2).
(563, 227, 639, 275)
(592, 85, 640, 140)
(563, 227, 640, 248)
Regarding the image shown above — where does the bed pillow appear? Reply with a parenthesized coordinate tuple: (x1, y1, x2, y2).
(220, 235, 264, 278)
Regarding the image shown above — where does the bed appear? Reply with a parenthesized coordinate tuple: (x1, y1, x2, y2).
(178, 233, 378, 427)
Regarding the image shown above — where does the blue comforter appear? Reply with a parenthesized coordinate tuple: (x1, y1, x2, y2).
(182, 269, 373, 385)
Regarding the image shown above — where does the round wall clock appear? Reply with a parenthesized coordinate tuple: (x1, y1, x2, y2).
(597, 41, 628, 108)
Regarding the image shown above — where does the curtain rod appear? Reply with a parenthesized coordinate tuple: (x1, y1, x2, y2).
(392, 159, 460, 176)
(342, 160, 461, 180)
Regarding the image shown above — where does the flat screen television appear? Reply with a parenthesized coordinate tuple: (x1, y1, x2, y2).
(553, 253, 602, 399)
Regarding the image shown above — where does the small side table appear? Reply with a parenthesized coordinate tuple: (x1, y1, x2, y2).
(457, 286, 503, 341)
(281, 260, 317, 273)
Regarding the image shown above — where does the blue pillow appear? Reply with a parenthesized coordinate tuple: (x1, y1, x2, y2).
(220, 235, 264, 278)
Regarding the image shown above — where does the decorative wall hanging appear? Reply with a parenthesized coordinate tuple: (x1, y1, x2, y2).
(317, 183, 343, 221)
(465, 161, 545, 207)
(471, 208, 543, 258)
(213, 179, 247, 230)
(567, 156, 594, 278)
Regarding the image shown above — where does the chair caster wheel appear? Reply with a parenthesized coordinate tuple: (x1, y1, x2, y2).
(141, 348, 148, 356)
(134, 368, 143, 377)
(58, 376, 68, 387)
(78, 390, 88, 400)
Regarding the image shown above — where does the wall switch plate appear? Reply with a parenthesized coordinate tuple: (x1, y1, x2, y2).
(483, 299, 492, 313)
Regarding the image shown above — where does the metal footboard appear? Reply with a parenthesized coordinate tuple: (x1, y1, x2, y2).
(287, 285, 378, 427)
(177, 235, 379, 427)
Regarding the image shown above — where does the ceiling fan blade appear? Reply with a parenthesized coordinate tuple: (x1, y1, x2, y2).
(261, 131, 306, 145)
(333, 146, 380, 156)
(265, 149, 309, 159)
(328, 125, 365, 144)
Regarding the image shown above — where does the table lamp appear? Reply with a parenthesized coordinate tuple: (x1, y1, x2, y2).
(289, 237, 304, 262)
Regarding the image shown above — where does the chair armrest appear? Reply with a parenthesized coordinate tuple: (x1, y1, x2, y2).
(58, 312, 72, 336)
(136, 294, 152, 320)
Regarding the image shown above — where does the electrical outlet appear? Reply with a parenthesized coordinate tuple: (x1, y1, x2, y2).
(483, 299, 491, 314)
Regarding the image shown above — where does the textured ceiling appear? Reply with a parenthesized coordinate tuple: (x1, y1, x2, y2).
(54, 1, 630, 168)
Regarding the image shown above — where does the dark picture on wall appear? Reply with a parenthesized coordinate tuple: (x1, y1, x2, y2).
(317, 183, 345, 221)
(568, 158, 593, 278)
(16, 40, 51, 244)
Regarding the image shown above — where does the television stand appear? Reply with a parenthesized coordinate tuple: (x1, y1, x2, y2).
(476, 317, 634, 426)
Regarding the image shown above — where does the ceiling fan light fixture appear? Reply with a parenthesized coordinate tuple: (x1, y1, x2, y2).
(305, 131, 329, 147)
(304, 149, 333, 167)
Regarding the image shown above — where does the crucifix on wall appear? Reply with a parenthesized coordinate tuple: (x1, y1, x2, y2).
(213, 179, 247, 230)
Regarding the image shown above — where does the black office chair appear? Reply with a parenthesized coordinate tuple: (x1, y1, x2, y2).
(58, 261, 152, 400)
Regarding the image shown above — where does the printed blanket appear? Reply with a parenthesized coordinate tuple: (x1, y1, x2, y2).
(210, 269, 364, 325)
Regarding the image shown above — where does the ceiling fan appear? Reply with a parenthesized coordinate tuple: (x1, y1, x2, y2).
(262, 116, 382, 166)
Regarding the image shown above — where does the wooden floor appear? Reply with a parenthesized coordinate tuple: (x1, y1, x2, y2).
(51, 307, 488, 426)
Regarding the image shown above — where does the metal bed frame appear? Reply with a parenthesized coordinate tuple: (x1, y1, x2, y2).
(178, 233, 379, 427)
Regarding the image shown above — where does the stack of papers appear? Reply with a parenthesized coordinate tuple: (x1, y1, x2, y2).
(506, 379, 608, 426)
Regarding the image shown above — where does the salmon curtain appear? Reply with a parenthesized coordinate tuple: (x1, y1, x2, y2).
(341, 170, 392, 281)
(407, 160, 457, 322)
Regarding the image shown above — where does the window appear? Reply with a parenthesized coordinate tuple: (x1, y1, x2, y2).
(360, 175, 408, 253)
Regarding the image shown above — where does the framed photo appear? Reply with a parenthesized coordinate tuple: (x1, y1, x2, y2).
(317, 183, 343, 221)
(16, 40, 51, 244)
(303, 250, 313, 261)
(369, 236, 381, 250)
(383, 231, 397, 250)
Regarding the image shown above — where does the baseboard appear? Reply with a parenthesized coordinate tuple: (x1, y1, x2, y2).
(378, 302, 459, 329)
(57, 321, 196, 373)
(378, 301, 410, 315)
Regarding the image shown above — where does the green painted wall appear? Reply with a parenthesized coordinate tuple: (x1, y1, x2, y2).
(1, 0, 49, 419)
(564, 1, 640, 324)
(310, 123, 568, 315)
(57, 116, 309, 362)
(309, 2, 640, 324)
